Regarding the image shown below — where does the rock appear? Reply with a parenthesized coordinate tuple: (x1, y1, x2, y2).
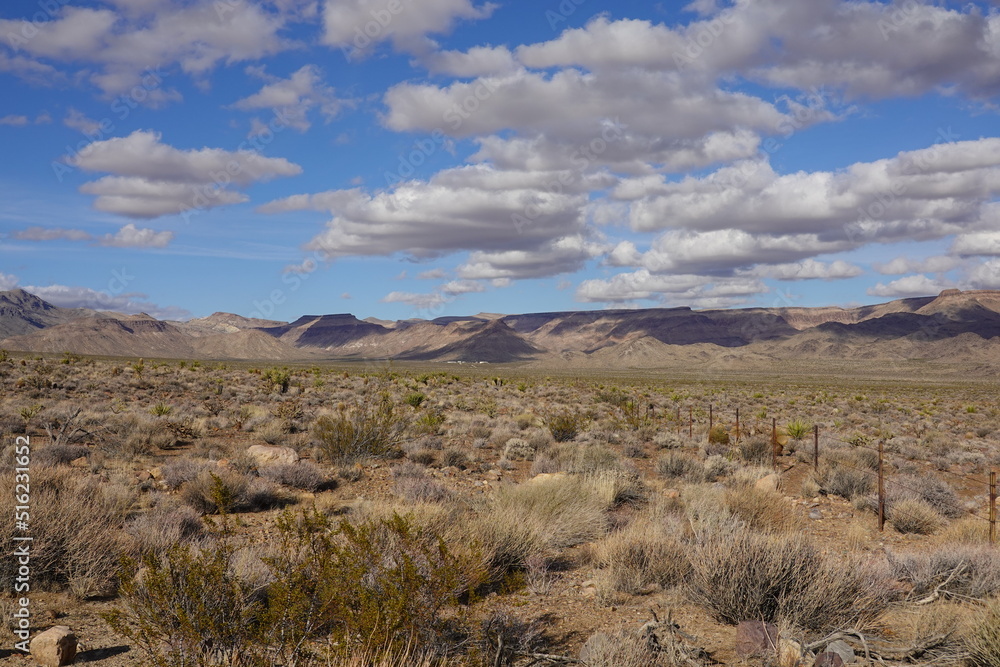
(809, 509, 823, 520)
(755, 473, 781, 492)
(149, 466, 162, 479)
(30, 626, 77, 666)
(136, 471, 152, 482)
(247, 444, 298, 467)
(826, 639, 854, 665)
(778, 639, 803, 667)
(813, 652, 844, 667)
(736, 620, 779, 658)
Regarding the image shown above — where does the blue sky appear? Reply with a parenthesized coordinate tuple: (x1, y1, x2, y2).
(1, 0, 999, 322)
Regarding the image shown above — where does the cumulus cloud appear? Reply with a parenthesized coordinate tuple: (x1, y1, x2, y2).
(421, 45, 517, 76)
(867, 275, 956, 298)
(0, 115, 29, 126)
(323, 0, 496, 54)
(72, 130, 301, 218)
(232, 64, 344, 131)
(261, 163, 602, 279)
(99, 223, 174, 248)
(875, 255, 963, 275)
(381, 290, 449, 310)
(0, 1, 294, 97)
(738, 259, 863, 281)
(441, 279, 485, 295)
(0, 273, 18, 290)
(457, 235, 606, 280)
(63, 108, 104, 134)
(576, 268, 767, 307)
(966, 259, 1000, 289)
(951, 231, 1000, 257)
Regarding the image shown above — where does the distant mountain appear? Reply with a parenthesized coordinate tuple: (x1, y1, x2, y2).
(3, 288, 1000, 368)
(0, 288, 99, 338)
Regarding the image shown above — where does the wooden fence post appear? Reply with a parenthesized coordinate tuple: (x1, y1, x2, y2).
(813, 424, 819, 472)
(735, 408, 740, 444)
(990, 471, 997, 545)
(708, 404, 713, 442)
(771, 417, 777, 470)
(878, 440, 886, 532)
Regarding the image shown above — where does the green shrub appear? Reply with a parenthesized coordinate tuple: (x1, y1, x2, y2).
(404, 392, 426, 408)
(786, 419, 811, 440)
(312, 394, 406, 463)
(106, 511, 485, 665)
(547, 412, 584, 442)
(707, 425, 730, 445)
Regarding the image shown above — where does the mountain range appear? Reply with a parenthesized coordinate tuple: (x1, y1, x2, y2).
(2, 288, 1000, 371)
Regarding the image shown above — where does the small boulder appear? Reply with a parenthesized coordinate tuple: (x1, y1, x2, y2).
(755, 473, 781, 492)
(247, 444, 298, 467)
(30, 626, 77, 666)
(813, 652, 844, 667)
(736, 620, 779, 658)
(825, 640, 854, 665)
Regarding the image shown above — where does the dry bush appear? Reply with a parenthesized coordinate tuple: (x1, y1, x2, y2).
(967, 601, 1000, 667)
(181, 469, 288, 514)
(593, 514, 690, 594)
(312, 393, 406, 463)
(687, 529, 892, 633)
(889, 497, 944, 535)
(391, 463, 452, 503)
(818, 461, 873, 500)
(701, 454, 735, 481)
(889, 473, 964, 519)
(260, 462, 327, 492)
(937, 516, 990, 544)
(738, 436, 771, 465)
(161, 458, 213, 490)
(126, 497, 208, 556)
(656, 452, 701, 482)
(502, 437, 535, 461)
(723, 486, 798, 533)
(34, 443, 89, 466)
(579, 626, 696, 667)
(889, 544, 1000, 600)
(0, 467, 136, 597)
(471, 474, 611, 576)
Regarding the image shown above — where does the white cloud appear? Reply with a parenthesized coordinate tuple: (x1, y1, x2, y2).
(966, 259, 1000, 290)
(0, 115, 29, 126)
(867, 275, 955, 298)
(952, 231, 1000, 257)
(72, 130, 301, 218)
(323, 0, 496, 54)
(576, 268, 767, 307)
(0, 2, 294, 97)
(417, 268, 448, 280)
(232, 64, 344, 131)
(738, 259, 863, 281)
(63, 108, 103, 134)
(421, 45, 517, 76)
(875, 255, 963, 275)
(11, 227, 93, 242)
(441, 279, 485, 295)
(457, 235, 605, 280)
(261, 163, 596, 262)
(0, 273, 18, 290)
(99, 223, 174, 248)
(381, 290, 448, 310)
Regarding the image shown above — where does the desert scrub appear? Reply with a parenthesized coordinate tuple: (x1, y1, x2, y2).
(312, 392, 406, 463)
(259, 461, 328, 492)
(656, 451, 701, 482)
(888, 544, 1000, 600)
(592, 513, 690, 594)
(967, 601, 1000, 667)
(181, 469, 287, 514)
(546, 411, 585, 442)
(472, 473, 612, 576)
(0, 466, 135, 597)
(108, 510, 484, 665)
(686, 528, 891, 633)
(888, 497, 943, 535)
(723, 486, 798, 533)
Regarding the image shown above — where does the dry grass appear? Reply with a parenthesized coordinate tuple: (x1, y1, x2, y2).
(592, 512, 690, 594)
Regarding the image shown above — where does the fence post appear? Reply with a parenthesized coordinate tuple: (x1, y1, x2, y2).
(813, 424, 819, 472)
(735, 408, 740, 444)
(991, 471, 997, 545)
(878, 440, 886, 532)
(688, 407, 693, 439)
(771, 417, 777, 470)
(676, 406, 681, 434)
(708, 404, 713, 442)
